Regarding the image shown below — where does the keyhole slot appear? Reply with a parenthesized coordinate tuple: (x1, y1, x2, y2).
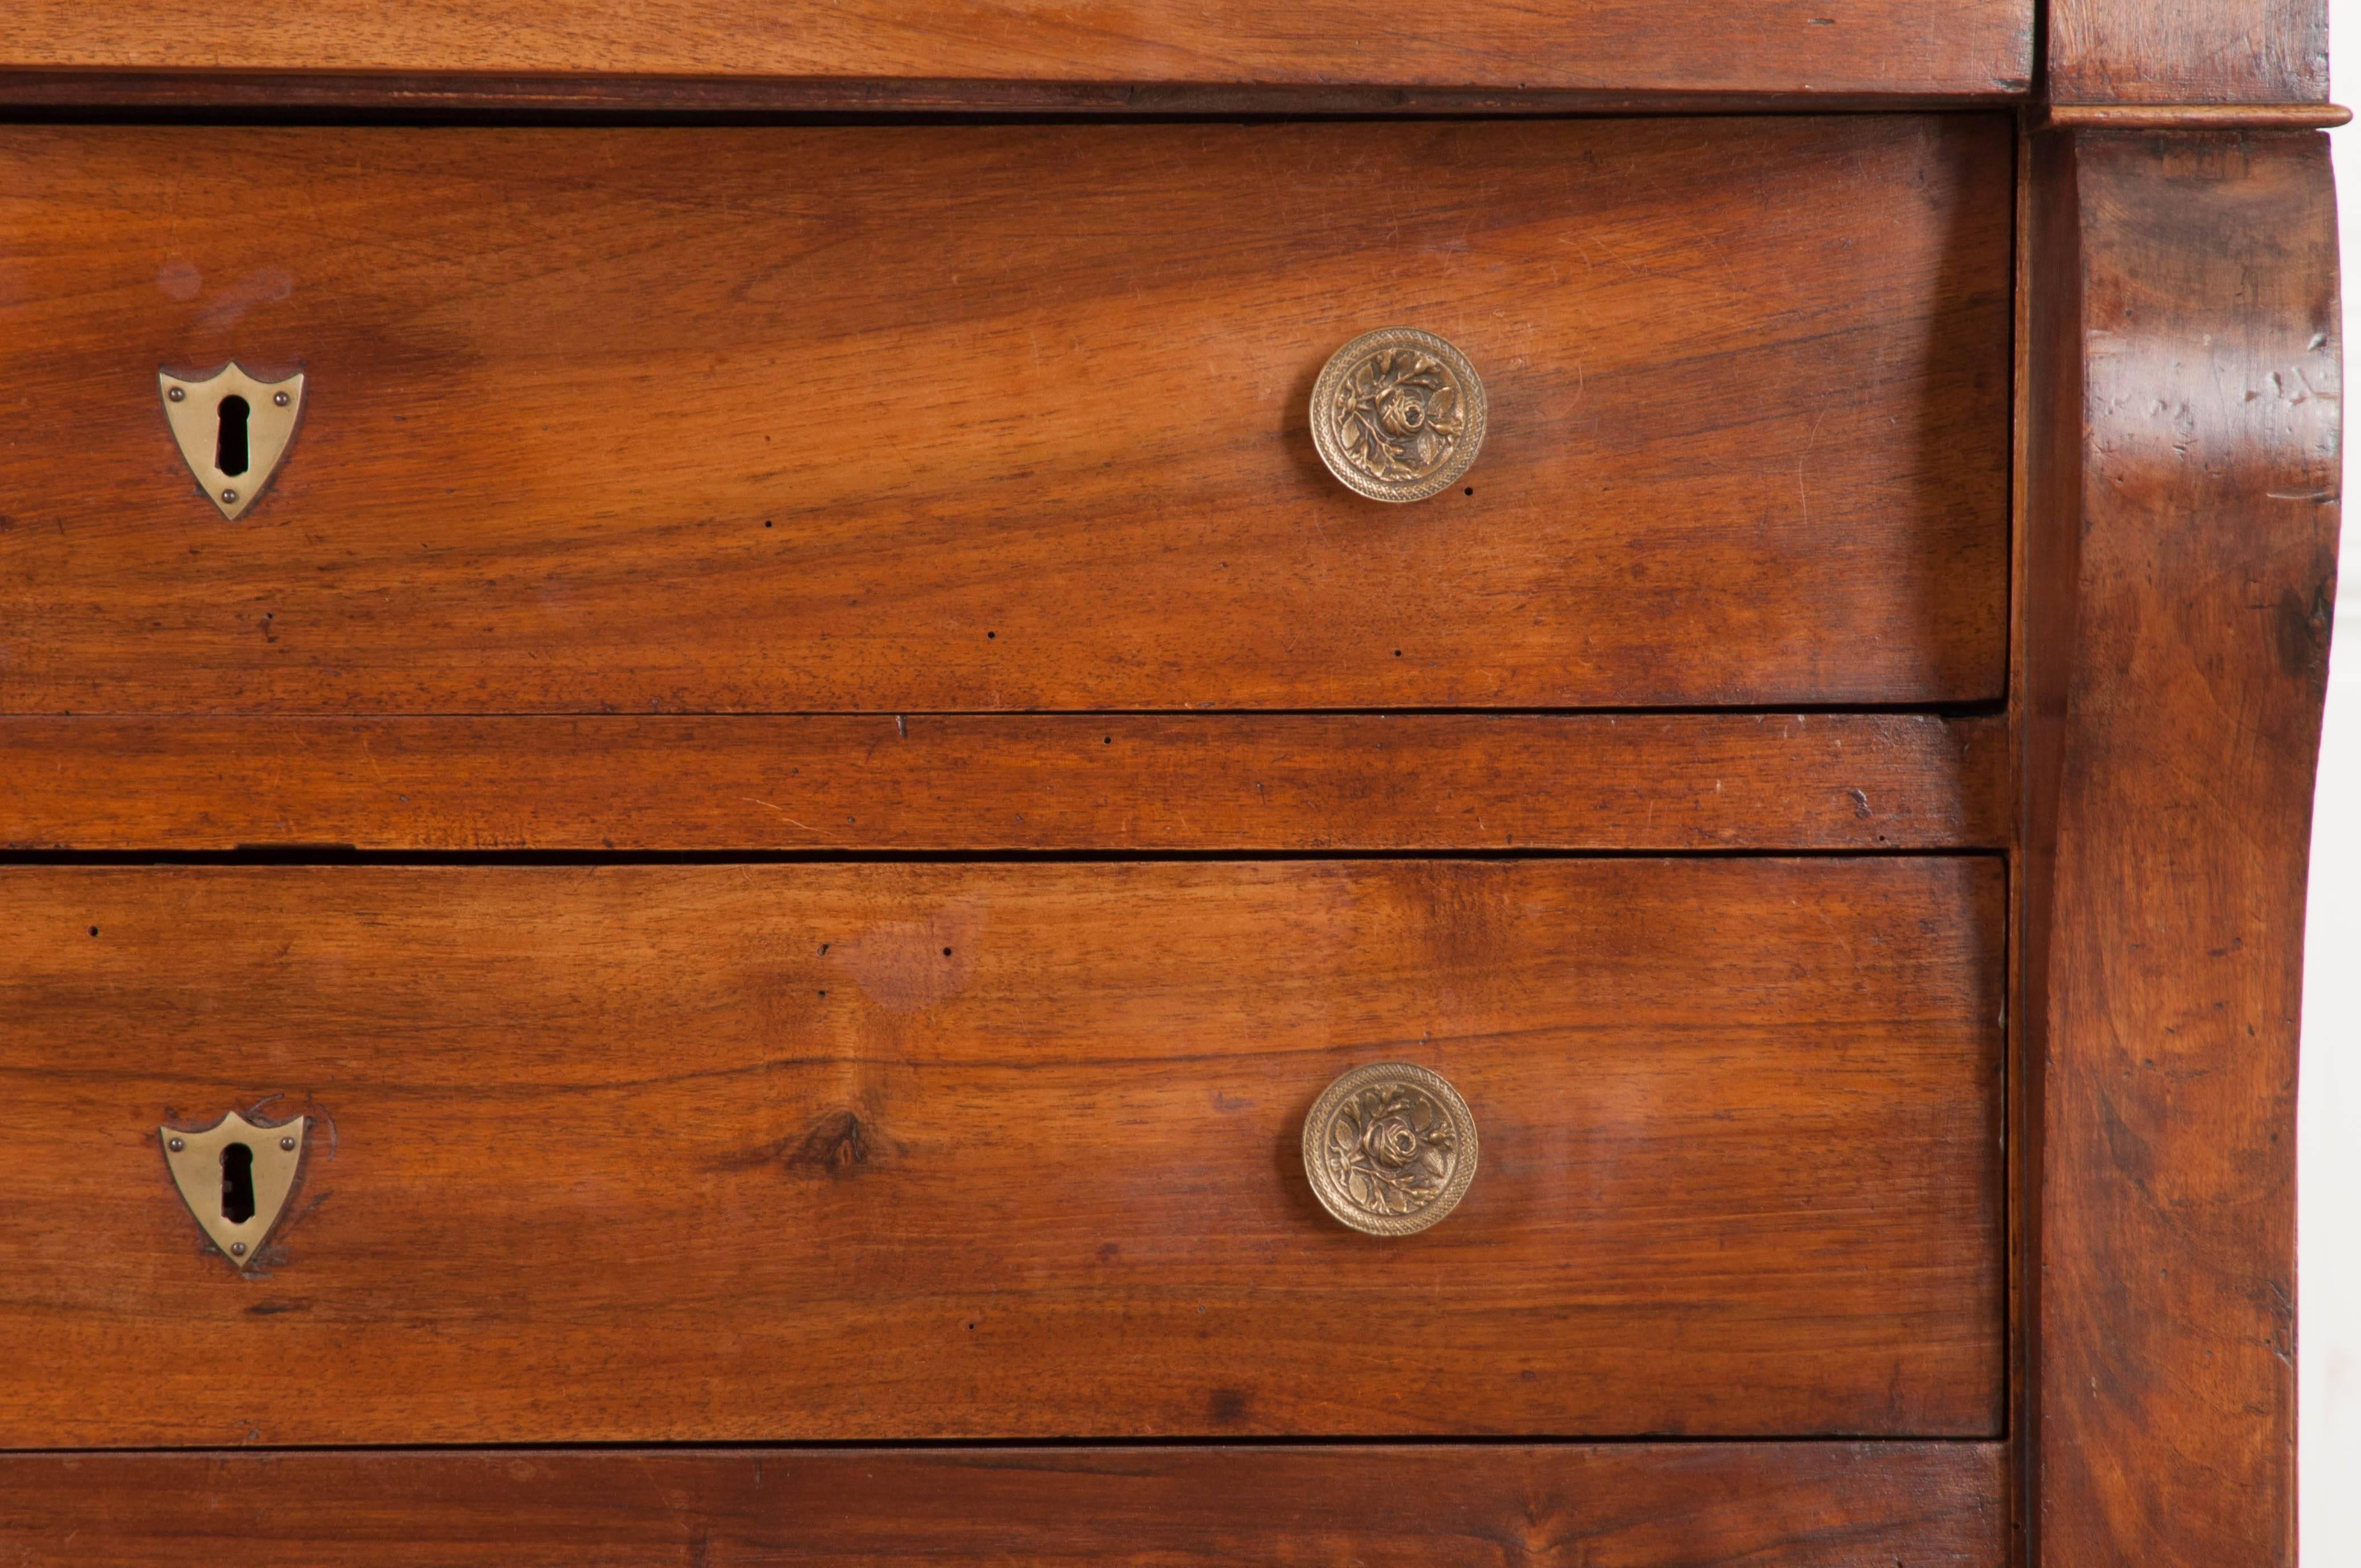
(215, 395, 251, 477)
(219, 1142, 256, 1223)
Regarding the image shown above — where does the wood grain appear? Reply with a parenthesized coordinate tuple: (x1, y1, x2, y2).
(0, 75, 2023, 117)
(2, 1444, 2010, 1566)
(0, 858, 2004, 1446)
(0, 1, 2031, 99)
(2048, 0, 2329, 105)
(0, 712, 2008, 851)
(0, 117, 2012, 714)
(2019, 130, 2338, 1566)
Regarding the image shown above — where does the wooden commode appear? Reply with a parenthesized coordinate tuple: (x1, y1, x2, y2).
(0, 2, 2338, 1563)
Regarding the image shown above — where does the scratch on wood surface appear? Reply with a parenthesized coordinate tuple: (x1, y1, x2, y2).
(743, 799, 817, 833)
(1796, 404, 1831, 523)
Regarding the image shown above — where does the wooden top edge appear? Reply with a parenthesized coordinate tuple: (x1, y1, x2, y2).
(2040, 102, 2351, 128)
(0, 69, 2028, 117)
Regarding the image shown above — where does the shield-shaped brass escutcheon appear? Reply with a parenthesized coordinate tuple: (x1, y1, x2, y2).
(160, 1110, 308, 1268)
(158, 363, 305, 521)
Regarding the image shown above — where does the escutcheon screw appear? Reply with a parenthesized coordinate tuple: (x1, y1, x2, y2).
(280, 1136, 296, 1151)
(221, 489, 238, 504)
(167, 1137, 185, 1151)
(230, 1242, 246, 1256)
(274, 392, 289, 406)
(166, 386, 185, 401)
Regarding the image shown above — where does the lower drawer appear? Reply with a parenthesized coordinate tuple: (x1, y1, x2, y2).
(5, 1445, 2008, 1566)
(1, 858, 2003, 1445)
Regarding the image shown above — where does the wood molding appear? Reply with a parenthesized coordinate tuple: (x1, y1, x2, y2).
(2041, 102, 2350, 128)
(2020, 127, 2339, 1565)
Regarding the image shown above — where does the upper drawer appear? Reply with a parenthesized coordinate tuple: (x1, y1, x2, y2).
(0, 117, 2011, 715)
(1, 3, 2031, 105)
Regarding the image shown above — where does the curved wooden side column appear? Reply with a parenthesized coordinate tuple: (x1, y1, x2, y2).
(2021, 127, 2340, 1566)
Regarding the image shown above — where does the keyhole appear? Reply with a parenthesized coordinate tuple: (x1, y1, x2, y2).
(219, 1142, 256, 1223)
(215, 395, 250, 477)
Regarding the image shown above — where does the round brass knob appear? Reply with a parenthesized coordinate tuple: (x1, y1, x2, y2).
(1301, 1062, 1478, 1236)
(1308, 327, 1488, 503)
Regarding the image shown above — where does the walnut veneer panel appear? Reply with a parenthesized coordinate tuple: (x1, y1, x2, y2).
(0, 117, 2010, 714)
(0, 858, 2003, 1445)
(3, 1445, 2010, 1566)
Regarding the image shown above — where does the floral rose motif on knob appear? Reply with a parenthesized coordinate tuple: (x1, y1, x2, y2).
(1309, 328, 1488, 504)
(1302, 1062, 1480, 1236)
(1324, 1081, 1459, 1218)
(1331, 347, 1468, 485)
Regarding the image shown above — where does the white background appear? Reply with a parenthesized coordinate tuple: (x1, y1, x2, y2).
(2308, 6, 2359, 1556)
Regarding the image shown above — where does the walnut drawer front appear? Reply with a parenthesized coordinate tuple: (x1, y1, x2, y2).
(6, 1446, 2011, 1567)
(2, 857, 2003, 1447)
(0, 115, 2010, 716)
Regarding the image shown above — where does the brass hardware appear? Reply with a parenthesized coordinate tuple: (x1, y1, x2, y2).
(1309, 327, 1486, 503)
(1301, 1062, 1478, 1236)
(158, 362, 305, 521)
(159, 1110, 307, 1268)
